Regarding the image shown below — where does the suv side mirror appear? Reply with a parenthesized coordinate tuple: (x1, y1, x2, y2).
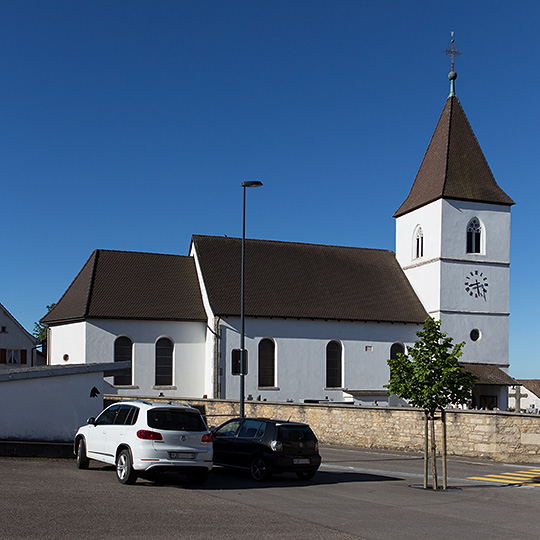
(87, 417, 96, 425)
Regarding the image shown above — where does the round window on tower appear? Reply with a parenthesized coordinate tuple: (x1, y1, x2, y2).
(470, 329, 481, 342)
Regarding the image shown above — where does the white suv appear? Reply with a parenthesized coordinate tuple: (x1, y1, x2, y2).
(74, 400, 213, 485)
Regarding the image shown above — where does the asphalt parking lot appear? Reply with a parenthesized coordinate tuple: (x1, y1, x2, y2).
(2, 446, 540, 540)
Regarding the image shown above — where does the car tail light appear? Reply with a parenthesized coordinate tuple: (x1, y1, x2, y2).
(270, 440, 283, 452)
(201, 433, 214, 443)
(137, 430, 163, 441)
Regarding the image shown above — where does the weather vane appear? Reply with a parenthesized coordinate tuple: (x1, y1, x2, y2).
(444, 31, 462, 72)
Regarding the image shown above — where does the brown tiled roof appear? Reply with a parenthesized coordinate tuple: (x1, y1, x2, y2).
(394, 96, 514, 217)
(517, 380, 540, 399)
(459, 363, 516, 386)
(192, 235, 427, 324)
(41, 250, 207, 324)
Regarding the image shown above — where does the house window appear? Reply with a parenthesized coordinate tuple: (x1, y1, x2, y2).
(467, 218, 482, 254)
(414, 227, 424, 259)
(155, 337, 173, 386)
(258, 338, 275, 387)
(7, 350, 20, 364)
(1, 349, 27, 365)
(114, 336, 132, 386)
(326, 341, 342, 388)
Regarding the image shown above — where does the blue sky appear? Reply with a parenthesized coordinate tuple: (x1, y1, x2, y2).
(1, 1, 538, 377)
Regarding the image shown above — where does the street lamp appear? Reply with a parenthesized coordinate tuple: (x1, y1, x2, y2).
(240, 180, 263, 418)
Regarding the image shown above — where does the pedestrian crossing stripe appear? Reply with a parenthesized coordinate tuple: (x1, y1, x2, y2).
(468, 468, 540, 486)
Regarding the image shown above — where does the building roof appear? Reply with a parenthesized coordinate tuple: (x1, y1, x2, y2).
(394, 96, 514, 218)
(0, 301, 36, 344)
(192, 235, 427, 324)
(459, 363, 516, 386)
(517, 380, 540, 399)
(41, 250, 207, 324)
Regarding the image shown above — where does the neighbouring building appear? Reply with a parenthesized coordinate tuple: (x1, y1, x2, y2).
(0, 302, 41, 369)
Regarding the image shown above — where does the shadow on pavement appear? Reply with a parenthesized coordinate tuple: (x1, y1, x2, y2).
(134, 466, 403, 490)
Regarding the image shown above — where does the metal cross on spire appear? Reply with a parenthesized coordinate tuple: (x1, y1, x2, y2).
(444, 31, 462, 72)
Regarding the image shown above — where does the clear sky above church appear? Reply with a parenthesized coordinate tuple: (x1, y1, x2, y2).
(1, 1, 538, 377)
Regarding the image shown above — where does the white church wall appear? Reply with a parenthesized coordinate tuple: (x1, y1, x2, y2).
(48, 321, 86, 365)
(439, 311, 509, 365)
(442, 200, 511, 262)
(84, 320, 208, 399)
(218, 317, 420, 403)
(400, 261, 441, 314)
(49, 320, 208, 399)
(395, 200, 443, 267)
(439, 261, 509, 314)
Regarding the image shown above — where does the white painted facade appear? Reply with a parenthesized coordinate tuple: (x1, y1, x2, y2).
(217, 316, 418, 403)
(396, 199, 511, 366)
(49, 319, 208, 399)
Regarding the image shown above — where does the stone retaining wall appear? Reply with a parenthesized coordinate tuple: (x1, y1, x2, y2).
(106, 396, 540, 463)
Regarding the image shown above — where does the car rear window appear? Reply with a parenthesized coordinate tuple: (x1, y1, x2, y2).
(147, 408, 207, 432)
(277, 425, 317, 442)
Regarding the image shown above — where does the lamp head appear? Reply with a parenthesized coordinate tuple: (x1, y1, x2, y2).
(241, 180, 263, 188)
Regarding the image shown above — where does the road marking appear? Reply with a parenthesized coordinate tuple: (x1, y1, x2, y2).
(468, 468, 540, 487)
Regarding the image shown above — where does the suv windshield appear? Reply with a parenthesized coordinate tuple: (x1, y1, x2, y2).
(277, 425, 316, 442)
(147, 409, 207, 432)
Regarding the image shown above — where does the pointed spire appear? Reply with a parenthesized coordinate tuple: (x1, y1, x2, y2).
(393, 36, 514, 218)
(444, 31, 461, 98)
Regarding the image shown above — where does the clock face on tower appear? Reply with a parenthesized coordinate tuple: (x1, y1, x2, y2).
(464, 270, 489, 300)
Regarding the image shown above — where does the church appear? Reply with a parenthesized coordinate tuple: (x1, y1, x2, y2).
(41, 58, 515, 410)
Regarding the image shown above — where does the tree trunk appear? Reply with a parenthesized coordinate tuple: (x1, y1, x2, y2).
(430, 414, 438, 490)
(442, 409, 447, 490)
(424, 411, 429, 489)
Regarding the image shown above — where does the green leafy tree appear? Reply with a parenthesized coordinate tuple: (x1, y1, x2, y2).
(33, 303, 56, 345)
(386, 317, 477, 489)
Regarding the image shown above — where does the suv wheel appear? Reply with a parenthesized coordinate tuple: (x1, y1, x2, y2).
(250, 456, 271, 481)
(116, 449, 138, 485)
(76, 439, 89, 470)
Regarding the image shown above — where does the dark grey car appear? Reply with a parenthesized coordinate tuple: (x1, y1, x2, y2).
(212, 417, 321, 481)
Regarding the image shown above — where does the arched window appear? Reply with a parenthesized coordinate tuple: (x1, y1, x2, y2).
(467, 218, 482, 254)
(326, 341, 342, 388)
(155, 337, 173, 386)
(258, 339, 275, 387)
(390, 342, 405, 360)
(389, 343, 405, 382)
(414, 226, 424, 259)
(114, 336, 132, 386)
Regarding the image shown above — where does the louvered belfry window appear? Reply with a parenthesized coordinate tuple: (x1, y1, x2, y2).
(155, 337, 173, 386)
(258, 339, 275, 387)
(114, 336, 132, 386)
(326, 341, 342, 388)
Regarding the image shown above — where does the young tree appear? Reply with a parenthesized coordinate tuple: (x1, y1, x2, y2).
(386, 317, 477, 489)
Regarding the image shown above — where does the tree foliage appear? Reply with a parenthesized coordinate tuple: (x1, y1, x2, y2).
(386, 317, 477, 416)
(33, 303, 56, 342)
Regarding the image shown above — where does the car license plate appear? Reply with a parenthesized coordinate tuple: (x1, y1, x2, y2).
(293, 458, 310, 465)
(169, 452, 195, 459)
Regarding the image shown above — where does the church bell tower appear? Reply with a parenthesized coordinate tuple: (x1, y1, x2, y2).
(394, 36, 515, 376)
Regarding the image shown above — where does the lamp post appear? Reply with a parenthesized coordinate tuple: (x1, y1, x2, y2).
(240, 180, 263, 418)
